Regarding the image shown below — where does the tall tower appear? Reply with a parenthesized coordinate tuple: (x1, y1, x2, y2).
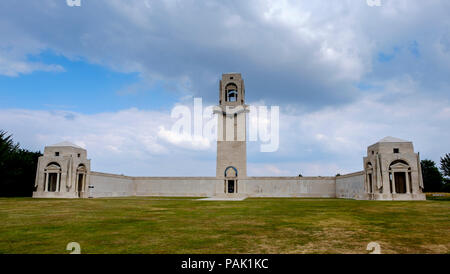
(216, 73, 248, 194)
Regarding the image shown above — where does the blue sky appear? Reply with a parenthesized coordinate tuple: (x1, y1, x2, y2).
(0, 0, 449, 176)
(0, 51, 178, 113)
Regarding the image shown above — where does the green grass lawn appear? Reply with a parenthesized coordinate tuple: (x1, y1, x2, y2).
(1, 197, 449, 254)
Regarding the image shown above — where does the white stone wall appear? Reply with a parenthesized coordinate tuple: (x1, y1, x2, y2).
(88, 171, 370, 199)
(89, 173, 339, 198)
(241, 177, 336, 197)
(89, 172, 134, 197)
(335, 171, 366, 199)
(89, 173, 223, 197)
(133, 178, 222, 197)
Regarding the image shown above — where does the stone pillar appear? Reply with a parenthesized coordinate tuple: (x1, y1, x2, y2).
(75, 174, 79, 193)
(44, 173, 49, 192)
(382, 165, 391, 194)
(406, 172, 411, 194)
(365, 172, 368, 193)
(82, 174, 86, 192)
(410, 173, 415, 194)
(56, 173, 61, 192)
(391, 172, 396, 194)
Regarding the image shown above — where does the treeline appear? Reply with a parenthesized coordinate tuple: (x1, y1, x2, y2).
(421, 156, 450, 192)
(0, 131, 42, 197)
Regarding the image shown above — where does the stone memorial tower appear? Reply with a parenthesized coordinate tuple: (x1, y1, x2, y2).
(215, 73, 249, 194)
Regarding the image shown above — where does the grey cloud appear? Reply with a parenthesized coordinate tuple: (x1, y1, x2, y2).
(0, 0, 391, 109)
(1, 82, 448, 177)
(1, 1, 449, 108)
(1, 0, 450, 176)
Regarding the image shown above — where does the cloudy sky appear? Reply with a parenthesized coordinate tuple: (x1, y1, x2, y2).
(1, 0, 449, 176)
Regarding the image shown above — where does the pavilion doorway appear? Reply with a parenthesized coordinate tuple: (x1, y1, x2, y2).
(394, 172, 407, 194)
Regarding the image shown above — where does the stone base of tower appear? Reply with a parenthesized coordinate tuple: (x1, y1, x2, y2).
(216, 141, 247, 178)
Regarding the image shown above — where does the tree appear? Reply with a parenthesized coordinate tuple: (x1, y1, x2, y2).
(441, 153, 450, 178)
(421, 159, 443, 192)
(0, 131, 18, 165)
(0, 130, 42, 197)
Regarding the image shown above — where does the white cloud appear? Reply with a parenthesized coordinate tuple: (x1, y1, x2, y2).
(157, 126, 212, 150)
(1, 83, 449, 177)
(0, 0, 450, 176)
(0, 56, 64, 77)
(0, 0, 382, 104)
(1, 0, 449, 105)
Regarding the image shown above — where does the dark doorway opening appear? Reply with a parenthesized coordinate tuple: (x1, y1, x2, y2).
(48, 173, 58, 192)
(77, 174, 84, 198)
(228, 180, 235, 193)
(394, 172, 407, 194)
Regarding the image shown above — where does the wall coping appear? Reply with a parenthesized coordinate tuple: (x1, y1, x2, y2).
(90, 171, 134, 179)
(133, 177, 219, 180)
(245, 176, 335, 180)
(336, 171, 364, 179)
(91, 171, 347, 181)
